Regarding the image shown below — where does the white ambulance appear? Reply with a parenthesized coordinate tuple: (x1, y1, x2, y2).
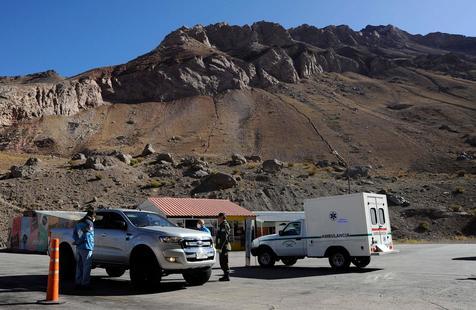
(251, 193, 397, 269)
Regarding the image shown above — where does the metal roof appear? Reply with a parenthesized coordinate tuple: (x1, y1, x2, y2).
(144, 197, 255, 218)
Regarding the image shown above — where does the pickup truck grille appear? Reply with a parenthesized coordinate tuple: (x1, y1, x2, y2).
(181, 239, 213, 248)
(181, 238, 215, 262)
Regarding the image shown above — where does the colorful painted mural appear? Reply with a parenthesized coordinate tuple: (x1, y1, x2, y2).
(8, 211, 84, 253)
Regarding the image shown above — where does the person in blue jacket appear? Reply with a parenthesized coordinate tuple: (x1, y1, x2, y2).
(196, 219, 211, 235)
(72, 209, 95, 289)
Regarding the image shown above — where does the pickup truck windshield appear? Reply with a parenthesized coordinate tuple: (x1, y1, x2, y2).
(124, 211, 176, 228)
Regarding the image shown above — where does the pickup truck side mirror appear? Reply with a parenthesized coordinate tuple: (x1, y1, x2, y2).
(278, 230, 284, 236)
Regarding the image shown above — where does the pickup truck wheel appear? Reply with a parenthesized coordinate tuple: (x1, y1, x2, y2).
(106, 267, 126, 277)
(59, 244, 76, 281)
(281, 257, 298, 266)
(182, 267, 212, 286)
(328, 251, 351, 270)
(351, 256, 371, 268)
(130, 249, 162, 288)
(258, 249, 276, 268)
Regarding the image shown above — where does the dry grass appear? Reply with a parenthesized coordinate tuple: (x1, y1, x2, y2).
(453, 187, 465, 195)
(448, 204, 463, 212)
(245, 162, 258, 170)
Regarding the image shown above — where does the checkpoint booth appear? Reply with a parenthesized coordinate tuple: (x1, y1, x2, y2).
(138, 197, 255, 251)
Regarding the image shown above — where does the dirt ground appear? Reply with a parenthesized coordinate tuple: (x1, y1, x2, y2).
(0, 151, 475, 246)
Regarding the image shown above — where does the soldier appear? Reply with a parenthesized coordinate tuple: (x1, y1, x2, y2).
(216, 212, 231, 281)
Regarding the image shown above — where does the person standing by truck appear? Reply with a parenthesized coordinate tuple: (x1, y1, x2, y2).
(72, 208, 95, 289)
(196, 219, 211, 235)
(216, 212, 231, 281)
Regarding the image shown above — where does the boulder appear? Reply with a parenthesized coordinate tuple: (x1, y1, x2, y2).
(84, 157, 106, 171)
(25, 157, 41, 166)
(456, 152, 474, 161)
(148, 161, 176, 177)
(191, 170, 209, 179)
(231, 153, 247, 165)
(116, 153, 132, 165)
(343, 165, 372, 178)
(156, 153, 175, 164)
(465, 135, 476, 147)
(141, 144, 156, 156)
(9, 165, 38, 179)
(191, 172, 237, 193)
(262, 159, 284, 173)
(386, 194, 410, 207)
(72, 153, 87, 161)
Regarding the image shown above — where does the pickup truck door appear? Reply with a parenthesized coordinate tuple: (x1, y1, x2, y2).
(94, 212, 129, 265)
(274, 221, 306, 257)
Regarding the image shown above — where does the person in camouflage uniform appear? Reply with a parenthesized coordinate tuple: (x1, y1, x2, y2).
(216, 212, 231, 281)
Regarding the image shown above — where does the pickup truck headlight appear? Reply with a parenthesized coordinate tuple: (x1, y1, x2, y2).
(160, 236, 182, 243)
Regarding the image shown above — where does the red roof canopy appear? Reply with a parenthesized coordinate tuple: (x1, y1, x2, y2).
(144, 197, 255, 218)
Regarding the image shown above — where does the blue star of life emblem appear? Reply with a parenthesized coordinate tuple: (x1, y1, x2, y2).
(329, 211, 337, 221)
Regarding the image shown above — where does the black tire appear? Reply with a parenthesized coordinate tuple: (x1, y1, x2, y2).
(281, 257, 298, 266)
(351, 256, 371, 268)
(106, 267, 126, 277)
(258, 248, 276, 268)
(130, 248, 162, 289)
(328, 250, 351, 270)
(59, 244, 76, 281)
(182, 267, 212, 286)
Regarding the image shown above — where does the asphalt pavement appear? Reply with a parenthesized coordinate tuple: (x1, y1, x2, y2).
(0, 244, 475, 309)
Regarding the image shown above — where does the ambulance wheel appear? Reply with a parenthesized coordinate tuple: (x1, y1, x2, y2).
(351, 256, 371, 268)
(106, 267, 126, 277)
(281, 257, 298, 266)
(258, 249, 276, 267)
(328, 250, 351, 270)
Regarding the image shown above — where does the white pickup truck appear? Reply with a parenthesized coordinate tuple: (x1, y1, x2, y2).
(251, 193, 397, 269)
(50, 209, 215, 287)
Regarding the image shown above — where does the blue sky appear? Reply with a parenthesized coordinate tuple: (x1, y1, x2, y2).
(1, 0, 475, 77)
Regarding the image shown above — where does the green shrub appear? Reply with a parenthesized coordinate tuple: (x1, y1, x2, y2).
(417, 221, 430, 232)
(130, 158, 142, 166)
(453, 187, 465, 195)
(449, 204, 462, 212)
(95, 173, 103, 180)
(149, 180, 164, 188)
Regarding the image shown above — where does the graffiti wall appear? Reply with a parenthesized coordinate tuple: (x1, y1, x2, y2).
(8, 212, 81, 253)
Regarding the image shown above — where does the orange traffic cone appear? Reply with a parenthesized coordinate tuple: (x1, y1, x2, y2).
(37, 238, 64, 305)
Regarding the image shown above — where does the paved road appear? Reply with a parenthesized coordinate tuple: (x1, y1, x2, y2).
(0, 244, 475, 309)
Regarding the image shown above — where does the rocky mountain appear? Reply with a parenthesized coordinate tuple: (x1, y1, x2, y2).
(0, 21, 475, 244)
(2, 22, 476, 127)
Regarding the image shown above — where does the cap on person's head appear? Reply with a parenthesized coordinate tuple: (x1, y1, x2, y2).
(218, 212, 226, 219)
(86, 208, 96, 218)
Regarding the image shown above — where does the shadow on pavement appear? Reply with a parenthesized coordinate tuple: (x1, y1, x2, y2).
(231, 266, 381, 280)
(452, 256, 476, 261)
(0, 274, 187, 300)
(456, 277, 476, 281)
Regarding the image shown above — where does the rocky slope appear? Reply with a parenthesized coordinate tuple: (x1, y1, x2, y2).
(0, 71, 103, 127)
